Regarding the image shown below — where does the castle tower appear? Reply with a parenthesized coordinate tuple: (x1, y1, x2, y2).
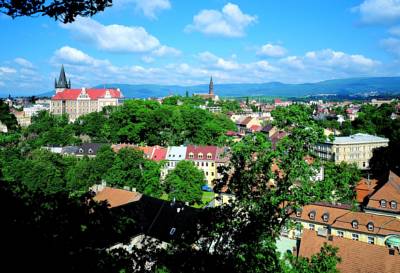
(55, 64, 71, 93)
(209, 76, 214, 96)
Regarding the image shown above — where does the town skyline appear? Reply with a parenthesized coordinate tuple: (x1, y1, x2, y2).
(1, 0, 400, 95)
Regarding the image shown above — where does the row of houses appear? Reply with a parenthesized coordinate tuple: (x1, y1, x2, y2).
(280, 170, 400, 272)
(111, 144, 230, 186)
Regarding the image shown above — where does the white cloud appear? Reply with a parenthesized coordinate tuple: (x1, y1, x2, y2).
(141, 56, 155, 63)
(116, 0, 171, 19)
(354, 0, 400, 23)
(52, 46, 111, 67)
(303, 49, 378, 70)
(134, 0, 171, 19)
(185, 3, 257, 37)
(0, 66, 17, 74)
(61, 17, 160, 53)
(257, 43, 287, 57)
(389, 25, 400, 35)
(381, 37, 400, 56)
(14, 58, 33, 68)
(197, 51, 240, 70)
(279, 56, 305, 70)
(151, 45, 181, 57)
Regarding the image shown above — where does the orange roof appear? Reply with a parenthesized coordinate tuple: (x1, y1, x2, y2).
(367, 171, 400, 213)
(355, 177, 379, 203)
(94, 187, 142, 208)
(292, 204, 350, 226)
(334, 211, 400, 236)
(299, 229, 400, 273)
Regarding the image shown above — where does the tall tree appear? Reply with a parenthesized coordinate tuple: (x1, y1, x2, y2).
(164, 160, 205, 205)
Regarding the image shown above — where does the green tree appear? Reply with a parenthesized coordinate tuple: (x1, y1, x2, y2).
(164, 160, 205, 204)
(0, 99, 18, 131)
(0, 0, 112, 23)
(283, 243, 341, 273)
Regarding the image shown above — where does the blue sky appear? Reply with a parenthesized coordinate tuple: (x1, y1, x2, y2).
(1, 0, 400, 95)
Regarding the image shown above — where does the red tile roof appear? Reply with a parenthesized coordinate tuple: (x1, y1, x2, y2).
(299, 229, 400, 273)
(186, 145, 218, 160)
(52, 88, 122, 100)
(152, 146, 167, 161)
(249, 124, 262, 132)
(367, 171, 400, 213)
(94, 187, 142, 208)
(355, 177, 379, 203)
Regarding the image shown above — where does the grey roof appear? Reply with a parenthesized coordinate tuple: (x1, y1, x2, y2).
(328, 133, 389, 145)
(76, 143, 106, 155)
(55, 65, 71, 89)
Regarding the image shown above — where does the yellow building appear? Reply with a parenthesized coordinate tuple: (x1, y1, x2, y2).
(314, 133, 389, 169)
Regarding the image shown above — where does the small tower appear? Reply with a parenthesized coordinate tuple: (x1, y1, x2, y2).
(209, 76, 214, 96)
(55, 64, 71, 93)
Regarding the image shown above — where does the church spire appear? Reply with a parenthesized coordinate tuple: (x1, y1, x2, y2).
(55, 64, 70, 89)
(209, 76, 214, 95)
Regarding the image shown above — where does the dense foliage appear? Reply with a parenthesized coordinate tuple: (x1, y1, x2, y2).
(164, 160, 205, 204)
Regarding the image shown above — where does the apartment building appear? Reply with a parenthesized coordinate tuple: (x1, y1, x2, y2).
(314, 133, 389, 169)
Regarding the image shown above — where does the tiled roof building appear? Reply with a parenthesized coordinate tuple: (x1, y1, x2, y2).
(50, 66, 123, 121)
(299, 229, 400, 273)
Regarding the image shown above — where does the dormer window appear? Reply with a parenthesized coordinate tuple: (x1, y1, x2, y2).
(367, 222, 374, 231)
(189, 153, 194, 159)
(79, 148, 84, 153)
(207, 153, 212, 160)
(309, 210, 316, 220)
(380, 199, 387, 208)
(88, 148, 93, 154)
(296, 209, 302, 217)
(390, 201, 397, 209)
(198, 153, 203, 159)
(352, 220, 358, 229)
(322, 213, 329, 222)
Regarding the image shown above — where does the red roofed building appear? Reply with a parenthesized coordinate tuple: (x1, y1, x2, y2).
(298, 229, 400, 273)
(50, 66, 123, 121)
(186, 145, 218, 186)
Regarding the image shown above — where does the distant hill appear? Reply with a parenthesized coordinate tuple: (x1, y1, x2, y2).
(35, 77, 400, 98)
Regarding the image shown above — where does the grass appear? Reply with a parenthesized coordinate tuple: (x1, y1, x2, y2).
(160, 192, 215, 208)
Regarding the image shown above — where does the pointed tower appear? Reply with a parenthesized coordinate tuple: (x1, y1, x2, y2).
(55, 65, 70, 93)
(209, 76, 214, 96)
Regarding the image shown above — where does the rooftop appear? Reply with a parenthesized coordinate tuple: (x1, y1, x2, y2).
(299, 229, 400, 273)
(328, 133, 389, 145)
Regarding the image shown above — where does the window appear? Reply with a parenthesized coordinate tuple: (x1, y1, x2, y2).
(201, 162, 204, 167)
(322, 213, 329, 222)
(380, 199, 387, 208)
(390, 201, 397, 209)
(206, 172, 208, 176)
(296, 209, 302, 217)
(309, 211, 316, 220)
(352, 233, 359, 241)
(309, 224, 315, 230)
(207, 153, 212, 159)
(367, 222, 374, 231)
(211, 172, 214, 176)
(368, 236, 375, 245)
(337, 231, 344, 238)
(363, 162, 366, 167)
(352, 220, 358, 229)
(169, 227, 176, 236)
(211, 163, 214, 167)
(189, 153, 194, 159)
(79, 148, 84, 153)
(206, 162, 208, 167)
(198, 153, 203, 159)
(197, 162, 199, 166)
(88, 148, 93, 154)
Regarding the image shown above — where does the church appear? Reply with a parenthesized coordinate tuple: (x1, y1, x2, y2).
(194, 77, 219, 101)
(50, 65, 123, 122)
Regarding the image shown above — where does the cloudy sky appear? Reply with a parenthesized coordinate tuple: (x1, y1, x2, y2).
(1, 0, 400, 95)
